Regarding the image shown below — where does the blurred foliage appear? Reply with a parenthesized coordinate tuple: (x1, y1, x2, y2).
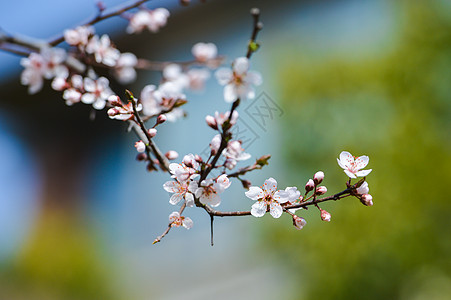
(0, 209, 116, 300)
(265, 1, 451, 299)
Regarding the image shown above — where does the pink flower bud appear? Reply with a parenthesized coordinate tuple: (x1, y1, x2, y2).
(205, 115, 218, 130)
(313, 171, 324, 184)
(305, 179, 315, 192)
(315, 185, 327, 195)
(194, 154, 203, 163)
(108, 95, 122, 107)
(293, 215, 307, 230)
(183, 155, 195, 168)
(241, 179, 252, 189)
(148, 128, 157, 138)
(165, 150, 179, 160)
(135, 140, 146, 153)
(320, 209, 331, 222)
(136, 153, 147, 161)
(157, 114, 167, 124)
(107, 108, 119, 117)
(360, 194, 373, 206)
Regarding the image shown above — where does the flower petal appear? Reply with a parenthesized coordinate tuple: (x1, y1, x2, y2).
(262, 177, 277, 195)
(269, 202, 283, 218)
(339, 151, 354, 168)
(163, 181, 178, 193)
(185, 192, 194, 207)
(223, 84, 237, 103)
(356, 169, 372, 177)
(182, 217, 193, 229)
(233, 57, 249, 75)
(273, 190, 289, 204)
(215, 68, 232, 85)
(251, 201, 267, 217)
(344, 169, 357, 179)
(355, 155, 369, 169)
(245, 186, 264, 200)
(169, 193, 183, 205)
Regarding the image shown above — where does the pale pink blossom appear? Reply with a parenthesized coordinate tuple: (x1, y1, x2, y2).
(356, 181, 369, 195)
(114, 52, 137, 84)
(305, 179, 314, 192)
(189, 174, 231, 207)
(209, 134, 221, 155)
(313, 171, 324, 184)
(215, 57, 262, 102)
(63, 88, 82, 105)
(86, 34, 120, 67)
(127, 8, 170, 34)
(148, 128, 157, 137)
(135, 140, 146, 153)
(337, 151, 372, 178)
(245, 177, 291, 218)
(205, 115, 218, 129)
(169, 154, 199, 182)
(187, 68, 210, 90)
(192, 42, 217, 62)
(320, 209, 331, 222)
(163, 179, 195, 207)
(361, 194, 373, 206)
(163, 64, 189, 91)
(81, 76, 113, 110)
(20, 48, 68, 94)
(222, 140, 251, 169)
(169, 211, 193, 229)
(165, 150, 179, 160)
(214, 110, 239, 127)
(293, 215, 307, 230)
(315, 186, 327, 195)
(64, 25, 94, 49)
(107, 100, 142, 121)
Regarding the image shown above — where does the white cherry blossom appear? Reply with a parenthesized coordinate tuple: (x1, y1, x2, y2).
(114, 52, 137, 84)
(127, 8, 170, 34)
(337, 151, 372, 178)
(64, 25, 94, 49)
(86, 34, 120, 67)
(163, 179, 195, 207)
(189, 174, 231, 207)
(245, 177, 290, 218)
(187, 68, 210, 90)
(169, 211, 193, 229)
(192, 42, 217, 62)
(81, 76, 113, 110)
(215, 56, 262, 102)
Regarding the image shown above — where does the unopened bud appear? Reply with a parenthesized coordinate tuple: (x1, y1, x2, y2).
(205, 115, 218, 130)
(241, 179, 252, 189)
(108, 95, 122, 107)
(165, 150, 178, 160)
(293, 215, 307, 230)
(136, 153, 147, 161)
(360, 194, 373, 206)
(313, 171, 324, 185)
(183, 155, 194, 168)
(135, 141, 146, 153)
(107, 107, 119, 117)
(320, 209, 331, 222)
(356, 181, 369, 195)
(148, 128, 157, 138)
(315, 185, 327, 195)
(194, 154, 203, 163)
(156, 114, 167, 125)
(305, 179, 314, 192)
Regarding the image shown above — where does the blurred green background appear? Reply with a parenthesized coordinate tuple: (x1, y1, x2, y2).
(0, 0, 450, 299)
(263, 1, 451, 299)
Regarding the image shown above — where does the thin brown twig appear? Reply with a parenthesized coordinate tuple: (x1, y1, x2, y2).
(48, 0, 151, 46)
(153, 202, 187, 244)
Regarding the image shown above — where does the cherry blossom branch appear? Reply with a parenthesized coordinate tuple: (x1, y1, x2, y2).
(126, 90, 170, 172)
(153, 202, 187, 244)
(48, 0, 151, 46)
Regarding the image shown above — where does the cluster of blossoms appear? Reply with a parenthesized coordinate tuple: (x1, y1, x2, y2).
(12, 2, 375, 243)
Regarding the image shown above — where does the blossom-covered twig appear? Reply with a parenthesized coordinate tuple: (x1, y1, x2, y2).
(48, 0, 151, 46)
